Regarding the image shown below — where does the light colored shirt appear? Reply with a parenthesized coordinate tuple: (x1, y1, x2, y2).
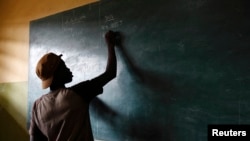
(29, 80, 103, 141)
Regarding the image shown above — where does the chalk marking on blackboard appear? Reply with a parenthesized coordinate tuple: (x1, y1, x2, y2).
(63, 15, 86, 25)
(62, 14, 86, 26)
(101, 14, 123, 30)
(61, 11, 87, 35)
(186, 0, 208, 10)
(105, 15, 115, 23)
(177, 41, 185, 53)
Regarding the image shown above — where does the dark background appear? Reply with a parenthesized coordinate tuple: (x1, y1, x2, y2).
(28, 0, 250, 140)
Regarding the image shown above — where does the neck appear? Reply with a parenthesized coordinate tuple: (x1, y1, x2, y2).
(50, 83, 65, 91)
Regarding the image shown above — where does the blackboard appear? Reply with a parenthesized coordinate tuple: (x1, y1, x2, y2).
(28, 0, 250, 140)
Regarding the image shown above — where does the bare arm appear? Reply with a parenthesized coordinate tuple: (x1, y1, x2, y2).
(91, 30, 117, 87)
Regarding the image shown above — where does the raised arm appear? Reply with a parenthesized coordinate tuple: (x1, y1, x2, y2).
(92, 30, 117, 87)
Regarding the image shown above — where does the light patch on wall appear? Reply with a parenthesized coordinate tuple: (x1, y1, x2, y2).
(0, 42, 28, 82)
(0, 82, 28, 131)
(0, 0, 99, 83)
(0, 22, 29, 82)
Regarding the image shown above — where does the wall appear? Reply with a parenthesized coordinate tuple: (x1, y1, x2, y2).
(0, 104, 29, 141)
(0, 0, 98, 140)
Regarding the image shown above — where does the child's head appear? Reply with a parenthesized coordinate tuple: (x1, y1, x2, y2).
(36, 52, 64, 89)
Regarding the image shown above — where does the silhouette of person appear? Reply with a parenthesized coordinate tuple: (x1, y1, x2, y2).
(29, 31, 117, 141)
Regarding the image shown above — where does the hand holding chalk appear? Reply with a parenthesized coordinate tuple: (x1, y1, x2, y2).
(105, 30, 116, 47)
(105, 30, 122, 47)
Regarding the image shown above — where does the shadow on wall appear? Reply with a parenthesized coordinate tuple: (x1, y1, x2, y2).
(89, 32, 175, 141)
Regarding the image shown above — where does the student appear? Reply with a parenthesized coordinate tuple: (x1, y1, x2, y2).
(29, 31, 117, 141)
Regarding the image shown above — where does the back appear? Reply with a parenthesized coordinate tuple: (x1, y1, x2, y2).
(30, 88, 94, 141)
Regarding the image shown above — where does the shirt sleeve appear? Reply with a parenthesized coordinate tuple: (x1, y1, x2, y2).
(29, 102, 47, 141)
(70, 78, 103, 102)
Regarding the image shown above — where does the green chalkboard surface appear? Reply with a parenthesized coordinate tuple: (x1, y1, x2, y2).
(28, 0, 250, 140)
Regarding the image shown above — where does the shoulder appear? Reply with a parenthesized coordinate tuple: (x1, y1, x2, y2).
(71, 79, 103, 92)
(33, 93, 50, 105)
(56, 88, 80, 98)
(31, 93, 50, 112)
(70, 80, 90, 89)
(32, 89, 69, 107)
(69, 80, 96, 93)
(69, 80, 103, 102)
